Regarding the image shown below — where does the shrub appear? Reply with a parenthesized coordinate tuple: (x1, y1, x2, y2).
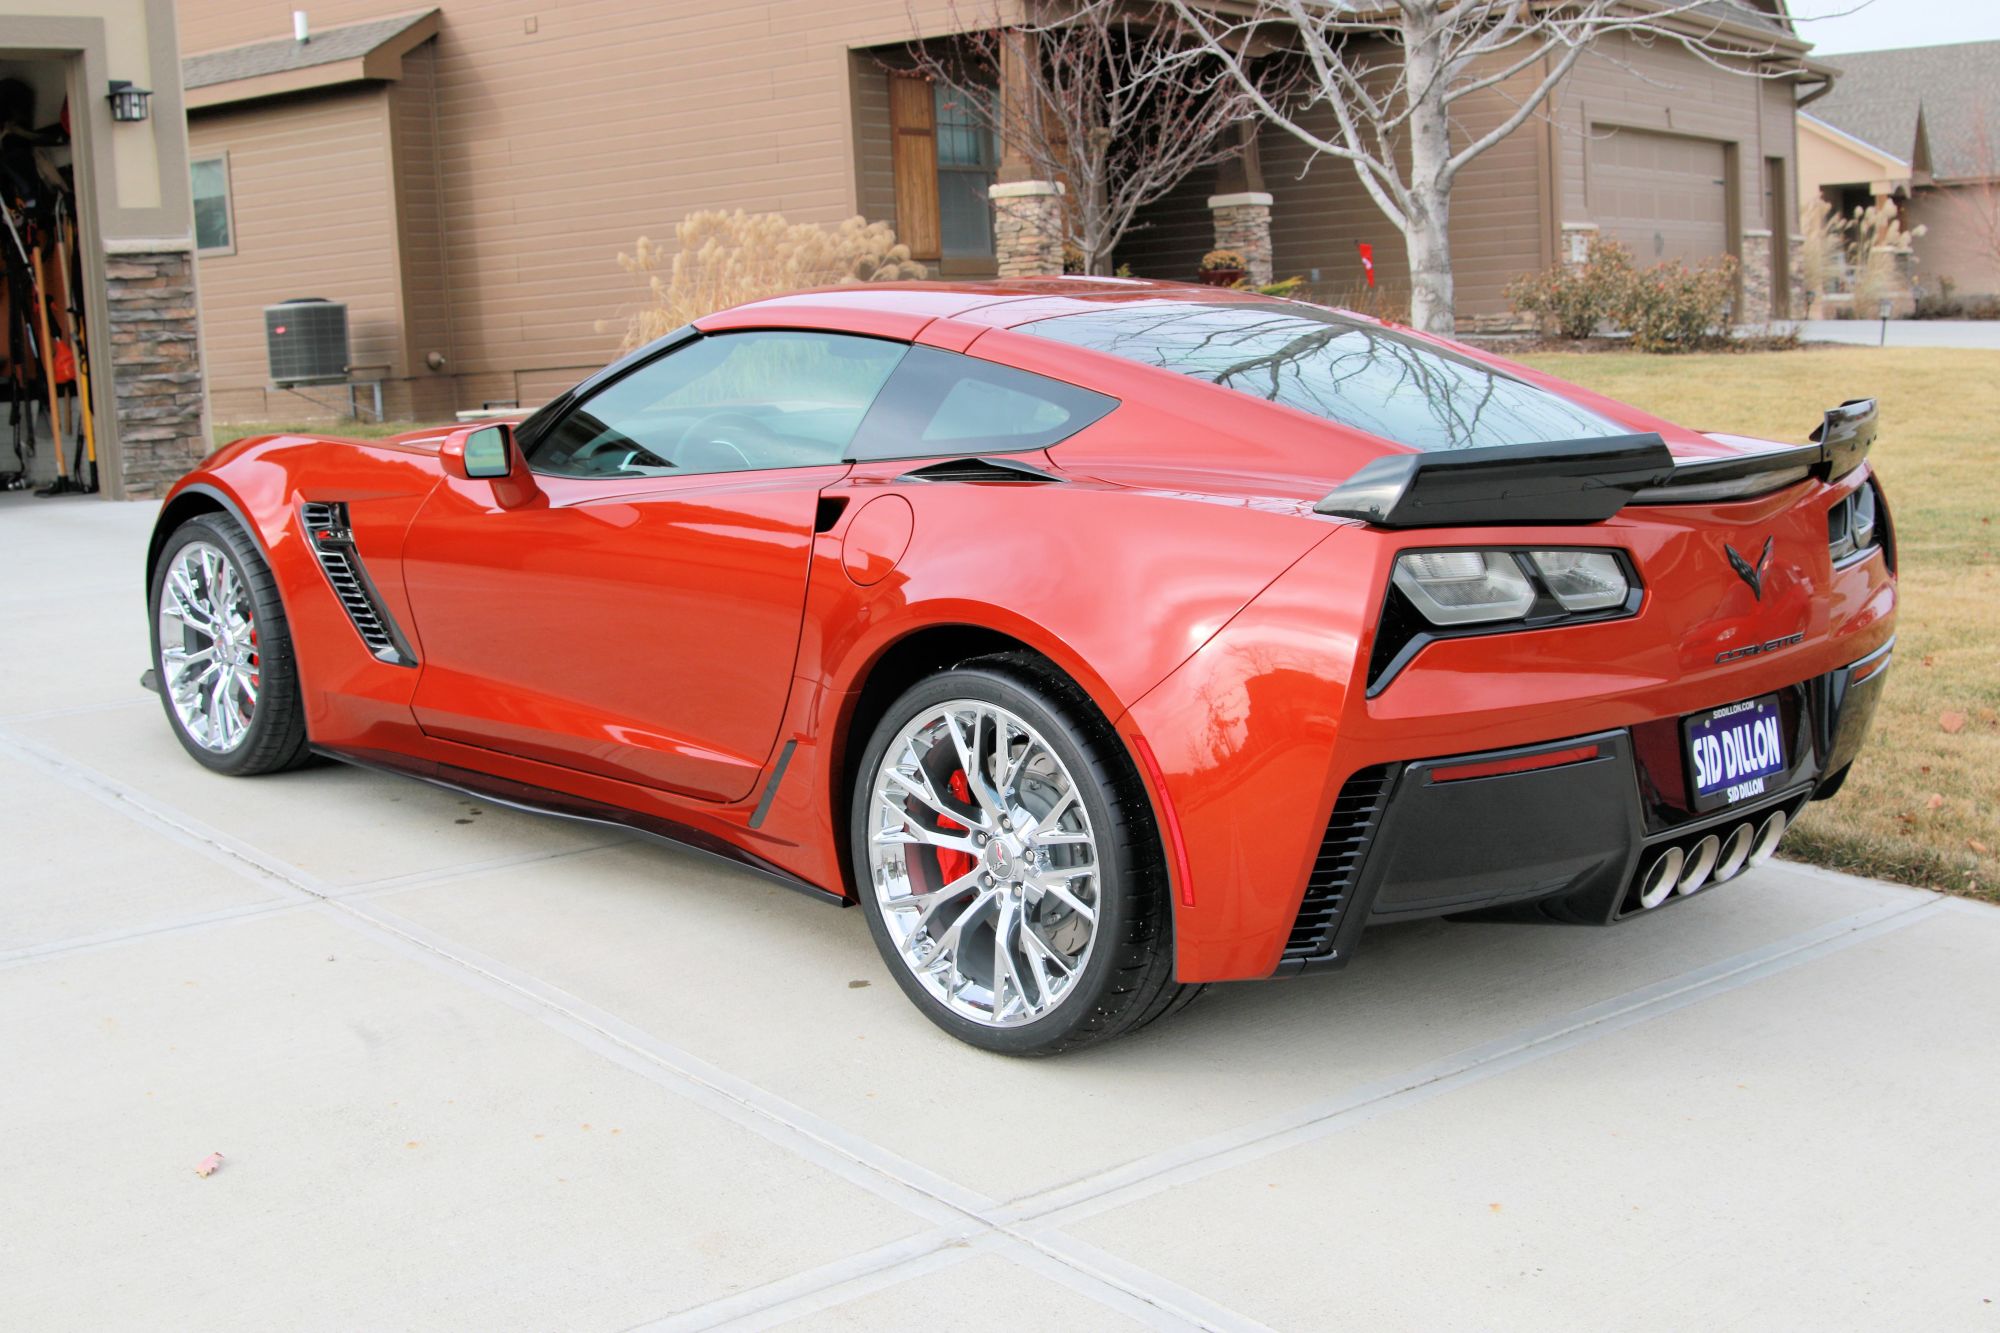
(614, 211, 926, 350)
(1253, 275, 1306, 298)
(1199, 248, 1247, 273)
(1504, 238, 1635, 340)
(1846, 201, 1925, 316)
(1914, 277, 1963, 319)
(1616, 255, 1739, 353)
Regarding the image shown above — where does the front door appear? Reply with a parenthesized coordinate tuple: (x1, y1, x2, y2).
(400, 328, 907, 803)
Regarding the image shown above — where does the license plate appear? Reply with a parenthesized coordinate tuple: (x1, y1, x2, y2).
(1684, 694, 1786, 808)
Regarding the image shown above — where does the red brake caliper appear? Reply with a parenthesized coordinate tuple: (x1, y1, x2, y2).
(934, 769, 977, 884)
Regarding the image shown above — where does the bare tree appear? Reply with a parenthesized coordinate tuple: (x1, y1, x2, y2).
(902, 3, 1281, 275)
(1147, 0, 1802, 333)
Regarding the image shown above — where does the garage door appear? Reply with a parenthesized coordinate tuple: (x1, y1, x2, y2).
(1591, 129, 1729, 266)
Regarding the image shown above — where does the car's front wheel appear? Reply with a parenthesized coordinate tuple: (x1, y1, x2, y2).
(850, 655, 1194, 1055)
(149, 513, 312, 776)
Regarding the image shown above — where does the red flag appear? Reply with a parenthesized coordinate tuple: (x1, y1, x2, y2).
(1356, 242, 1376, 288)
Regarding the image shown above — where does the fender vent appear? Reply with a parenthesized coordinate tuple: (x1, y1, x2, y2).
(896, 456, 1064, 485)
(301, 500, 415, 666)
(1283, 765, 1395, 961)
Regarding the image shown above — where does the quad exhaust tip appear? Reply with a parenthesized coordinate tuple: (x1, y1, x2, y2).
(1748, 809, 1787, 867)
(1678, 834, 1722, 895)
(1713, 822, 1757, 883)
(1637, 846, 1685, 910)
(1633, 808, 1790, 913)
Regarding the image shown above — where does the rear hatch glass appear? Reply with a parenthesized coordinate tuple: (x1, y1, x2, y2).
(1024, 301, 1624, 453)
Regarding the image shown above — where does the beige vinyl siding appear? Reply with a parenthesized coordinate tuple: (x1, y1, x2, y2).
(1111, 164, 1218, 282)
(188, 85, 406, 421)
(181, 1, 1004, 415)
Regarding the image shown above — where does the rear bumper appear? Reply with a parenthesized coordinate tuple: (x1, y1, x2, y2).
(1273, 638, 1893, 975)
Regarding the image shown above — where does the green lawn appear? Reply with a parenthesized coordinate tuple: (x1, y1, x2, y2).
(1519, 348, 1999, 901)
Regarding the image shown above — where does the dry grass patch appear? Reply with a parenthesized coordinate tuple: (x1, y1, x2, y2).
(213, 419, 418, 448)
(1519, 347, 1999, 900)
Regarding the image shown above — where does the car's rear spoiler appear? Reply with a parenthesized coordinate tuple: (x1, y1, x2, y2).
(1313, 399, 1878, 526)
(1628, 398, 1879, 505)
(1313, 433, 1676, 527)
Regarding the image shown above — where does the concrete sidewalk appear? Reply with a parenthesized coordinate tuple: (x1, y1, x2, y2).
(1787, 318, 2000, 350)
(4, 493, 1996, 1330)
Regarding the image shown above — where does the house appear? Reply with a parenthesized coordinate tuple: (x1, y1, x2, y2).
(173, 1, 1830, 424)
(0, 0, 206, 499)
(1798, 40, 2000, 305)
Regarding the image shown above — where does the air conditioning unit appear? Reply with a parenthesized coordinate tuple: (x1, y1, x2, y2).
(264, 298, 350, 386)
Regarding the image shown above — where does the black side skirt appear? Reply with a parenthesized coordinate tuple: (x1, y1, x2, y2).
(312, 744, 845, 907)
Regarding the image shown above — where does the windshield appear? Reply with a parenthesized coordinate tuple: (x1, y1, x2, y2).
(1023, 301, 1624, 452)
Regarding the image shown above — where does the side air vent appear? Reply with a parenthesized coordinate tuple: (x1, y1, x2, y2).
(1282, 764, 1396, 963)
(896, 456, 1065, 485)
(300, 500, 416, 666)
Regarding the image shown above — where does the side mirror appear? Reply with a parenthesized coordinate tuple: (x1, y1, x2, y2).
(443, 423, 516, 480)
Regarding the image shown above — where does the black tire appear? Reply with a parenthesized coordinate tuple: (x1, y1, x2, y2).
(148, 513, 313, 776)
(849, 652, 1198, 1056)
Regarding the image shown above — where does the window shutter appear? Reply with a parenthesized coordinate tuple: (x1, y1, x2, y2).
(889, 74, 941, 262)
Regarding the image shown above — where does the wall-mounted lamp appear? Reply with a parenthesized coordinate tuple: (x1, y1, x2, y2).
(107, 80, 153, 123)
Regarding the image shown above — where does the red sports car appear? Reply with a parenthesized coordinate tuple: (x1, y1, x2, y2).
(145, 279, 1895, 1054)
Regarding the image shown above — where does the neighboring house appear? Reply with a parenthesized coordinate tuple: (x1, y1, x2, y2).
(175, 1, 1828, 423)
(1799, 40, 2000, 303)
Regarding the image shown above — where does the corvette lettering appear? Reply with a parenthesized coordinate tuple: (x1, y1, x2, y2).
(1715, 631, 1804, 664)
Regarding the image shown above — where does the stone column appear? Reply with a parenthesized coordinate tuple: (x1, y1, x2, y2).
(1738, 229, 1774, 325)
(1208, 192, 1274, 286)
(990, 181, 1066, 278)
(103, 242, 208, 499)
(1559, 222, 1599, 272)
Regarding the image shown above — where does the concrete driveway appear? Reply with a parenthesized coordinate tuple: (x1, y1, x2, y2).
(4, 494, 1996, 1331)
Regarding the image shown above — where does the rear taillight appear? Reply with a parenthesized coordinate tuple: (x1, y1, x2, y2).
(1828, 477, 1885, 565)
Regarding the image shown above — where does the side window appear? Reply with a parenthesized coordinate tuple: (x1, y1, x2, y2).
(849, 345, 1118, 459)
(191, 155, 234, 255)
(526, 330, 907, 479)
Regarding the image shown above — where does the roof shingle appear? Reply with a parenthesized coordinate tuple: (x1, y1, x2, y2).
(183, 10, 437, 91)
(1811, 40, 2000, 181)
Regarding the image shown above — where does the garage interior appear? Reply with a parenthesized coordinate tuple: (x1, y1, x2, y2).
(0, 52, 101, 500)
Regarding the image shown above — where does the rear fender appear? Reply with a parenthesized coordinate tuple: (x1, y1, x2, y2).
(761, 470, 1336, 899)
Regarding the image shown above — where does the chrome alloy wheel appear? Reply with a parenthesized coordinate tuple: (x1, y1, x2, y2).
(157, 540, 260, 753)
(867, 700, 1102, 1028)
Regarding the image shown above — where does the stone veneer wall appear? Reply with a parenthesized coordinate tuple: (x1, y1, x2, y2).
(989, 181, 1065, 278)
(1738, 230, 1773, 325)
(104, 246, 207, 499)
(1207, 192, 1273, 286)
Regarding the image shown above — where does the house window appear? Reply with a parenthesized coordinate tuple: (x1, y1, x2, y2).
(191, 155, 234, 254)
(934, 85, 996, 260)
